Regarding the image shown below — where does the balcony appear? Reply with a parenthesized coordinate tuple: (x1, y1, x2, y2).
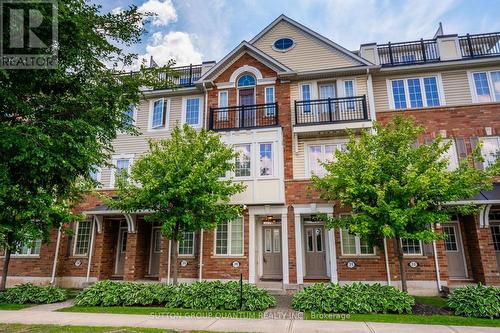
(459, 32, 500, 59)
(209, 103, 278, 131)
(378, 39, 440, 66)
(295, 95, 368, 124)
(157, 64, 202, 87)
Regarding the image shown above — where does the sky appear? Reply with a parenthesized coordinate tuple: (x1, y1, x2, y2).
(96, 0, 500, 69)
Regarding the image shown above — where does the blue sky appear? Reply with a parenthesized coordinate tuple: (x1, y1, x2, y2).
(96, 0, 500, 68)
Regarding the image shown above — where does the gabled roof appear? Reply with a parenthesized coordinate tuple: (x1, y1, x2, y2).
(249, 14, 373, 66)
(198, 41, 294, 82)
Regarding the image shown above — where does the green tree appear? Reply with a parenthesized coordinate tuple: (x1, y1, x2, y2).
(109, 124, 246, 284)
(313, 116, 497, 292)
(0, 0, 176, 290)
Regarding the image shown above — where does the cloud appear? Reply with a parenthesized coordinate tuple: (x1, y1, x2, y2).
(138, 0, 177, 27)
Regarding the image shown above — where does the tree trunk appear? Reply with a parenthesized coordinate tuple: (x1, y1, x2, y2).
(1, 234, 13, 291)
(394, 238, 407, 292)
(171, 238, 178, 285)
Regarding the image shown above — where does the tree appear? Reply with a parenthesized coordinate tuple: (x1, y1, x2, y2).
(109, 124, 246, 284)
(0, 0, 175, 290)
(313, 116, 498, 292)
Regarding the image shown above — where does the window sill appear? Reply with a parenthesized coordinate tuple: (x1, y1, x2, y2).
(146, 128, 170, 133)
(211, 255, 246, 259)
(339, 255, 379, 259)
(403, 254, 427, 258)
(68, 255, 89, 259)
(7, 255, 40, 259)
(178, 255, 195, 258)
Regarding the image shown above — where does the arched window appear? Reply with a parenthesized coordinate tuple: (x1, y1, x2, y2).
(237, 74, 256, 88)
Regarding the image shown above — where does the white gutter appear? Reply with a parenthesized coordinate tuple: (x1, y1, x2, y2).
(86, 218, 97, 282)
(443, 200, 500, 205)
(50, 227, 62, 285)
(366, 69, 377, 122)
(202, 82, 208, 129)
(432, 239, 442, 292)
(167, 240, 172, 284)
(383, 238, 391, 286)
(198, 229, 204, 282)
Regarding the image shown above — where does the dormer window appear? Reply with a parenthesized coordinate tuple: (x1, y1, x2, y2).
(273, 38, 294, 51)
(237, 74, 256, 87)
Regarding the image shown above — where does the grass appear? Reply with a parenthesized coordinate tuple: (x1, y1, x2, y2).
(414, 295, 448, 308)
(0, 303, 32, 310)
(305, 312, 500, 327)
(0, 323, 205, 332)
(59, 305, 263, 319)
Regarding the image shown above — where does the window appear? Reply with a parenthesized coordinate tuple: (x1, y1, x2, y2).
(401, 239, 422, 255)
(264, 86, 275, 117)
(184, 98, 201, 127)
(13, 240, 42, 256)
(390, 77, 442, 110)
(89, 166, 101, 183)
(74, 220, 92, 256)
(111, 156, 132, 187)
(307, 143, 346, 177)
(218, 91, 228, 121)
(215, 218, 243, 255)
(301, 84, 311, 113)
(237, 74, 256, 88)
(151, 99, 167, 129)
(442, 139, 459, 171)
(340, 229, 374, 255)
(491, 225, 500, 252)
(471, 71, 500, 103)
(123, 105, 136, 127)
(178, 231, 195, 256)
(235, 144, 251, 177)
(344, 80, 354, 97)
(273, 38, 294, 51)
(480, 137, 500, 168)
(259, 143, 273, 176)
(443, 225, 458, 251)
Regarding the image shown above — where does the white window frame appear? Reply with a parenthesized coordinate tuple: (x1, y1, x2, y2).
(339, 228, 375, 256)
(149, 98, 169, 130)
(264, 86, 275, 117)
(338, 78, 357, 98)
(387, 75, 445, 110)
(73, 220, 92, 257)
(214, 218, 244, 257)
(234, 144, 252, 179)
(479, 136, 500, 169)
(305, 141, 347, 178)
(11, 240, 42, 257)
(401, 238, 423, 256)
(469, 70, 500, 103)
(182, 96, 202, 128)
(258, 142, 274, 177)
(110, 154, 134, 188)
(89, 165, 101, 183)
(441, 139, 459, 171)
(218, 90, 229, 121)
(178, 231, 196, 257)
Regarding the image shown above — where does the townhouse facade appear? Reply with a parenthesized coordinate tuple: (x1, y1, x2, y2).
(2, 15, 500, 295)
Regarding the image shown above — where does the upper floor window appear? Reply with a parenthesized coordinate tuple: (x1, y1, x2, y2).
(178, 231, 195, 256)
(215, 218, 244, 256)
(390, 76, 442, 110)
(273, 38, 294, 51)
(123, 105, 136, 127)
(264, 86, 276, 117)
(307, 143, 346, 177)
(259, 143, 273, 176)
(471, 71, 500, 103)
(74, 220, 92, 256)
(184, 97, 201, 127)
(151, 99, 167, 129)
(218, 91, 229, 121)
(301, 84, 311, 113)
(340, 229, 374, 255)
(13, 240, 42, 256)
(344, 80, 354, 97)
(89, 166, 101, 183)
(442, 139, 459, 171)
(111, 156, 133, 187)
(237, 74, 256, 88)
(480, 136, 500, 168)
(234, 144, 251, 177)
(401, 238, 422, 255)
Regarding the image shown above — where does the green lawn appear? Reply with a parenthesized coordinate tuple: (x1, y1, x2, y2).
(413, 295, 448, 308)
(0, 303, 32, 310)
(59, 305, 263, 319)
(305, 312, 500, 327)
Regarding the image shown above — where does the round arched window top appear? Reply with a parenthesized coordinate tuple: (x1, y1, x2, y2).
(237, 74, 256, 87)
(273, 38, 294, 51)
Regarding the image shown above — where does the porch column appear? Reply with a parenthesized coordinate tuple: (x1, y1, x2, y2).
(281, 212, 289, 286)
(327, 213, 338, 283)
(294, 213, 304, 285)
(248, 213, 256, 284)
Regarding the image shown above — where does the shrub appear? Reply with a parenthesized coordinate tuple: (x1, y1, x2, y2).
(447, 284, 500, 319)
(0, 283, 67, 304)
(75, 280, 276, 311)
(292, 283, 414, 314)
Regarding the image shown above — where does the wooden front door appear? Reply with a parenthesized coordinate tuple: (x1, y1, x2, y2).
(238, 88, 255, 127)
(262, 226, 282, 279)
(443, 223, 468, 279)
(114, 227, 128, 276)
(149, 227, 161, 276)
(304, 225, 327, 278)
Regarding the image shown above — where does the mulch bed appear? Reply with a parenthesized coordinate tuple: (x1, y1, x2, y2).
(412, 302, 454, 316)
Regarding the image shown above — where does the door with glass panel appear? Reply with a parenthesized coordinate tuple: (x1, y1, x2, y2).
(262, 226, 282, 279)
(239, 88, 256, 127)
(442, 223, 467, 279)
(318, 83, 336, 122)
(149, 227, 161, 276)
(304, 224, 327, 278)
(490, 224, 500, 271)
(115, 226, 128, 276)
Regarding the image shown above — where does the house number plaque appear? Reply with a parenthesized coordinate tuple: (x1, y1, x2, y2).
(346, 261, 356, 269)
(408, 261, 418, 268)
(180, 260, 188, 267)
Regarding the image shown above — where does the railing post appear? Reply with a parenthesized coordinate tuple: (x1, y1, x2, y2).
(294, 100, 298, 125)
(209, 108, 214, 130)
(420, 38, 427, 62)
(189, 64, 193, 86)
(466, 34, 474, 58)
(388, 42, 394, 65)
(362, 96, 368, 120)
(274, 102, 278, 125)
(240, 105, 245, 128)
(327, 97, 333, 122)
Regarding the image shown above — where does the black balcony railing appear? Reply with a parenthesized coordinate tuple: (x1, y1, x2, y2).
(294, 96, 368, 125)
(157, 64, 202, 87)
(209, 103, 278, 131)
(378, 39, 440, 66)
(459, 32, 500, 58)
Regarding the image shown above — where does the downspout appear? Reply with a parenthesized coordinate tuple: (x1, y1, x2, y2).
(167, 240, 172, 284)
(366, 68, 377, 123)
(198, 229, 204, 281)
(432, 226, 442, 292)
(383, 238, 391, 286)
(50, 227, 62, 285)
(86, 218, 97, 283)
(202, 82, 209, 129)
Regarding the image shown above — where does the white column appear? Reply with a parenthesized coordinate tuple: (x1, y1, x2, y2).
(248, 213, 256, 284)
(383, 238, 391, 286)
(281, 213, 289, 286)
(294, 213, 304, 285)
(328, 230, 338, 283)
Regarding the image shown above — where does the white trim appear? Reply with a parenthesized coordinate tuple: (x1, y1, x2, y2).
(181, 95, 203, 128)
(338, 227, 376, 256)
(383, 238, 391, 286)
(213, 217, 244, 256)
(258, 142, 275, 178)
(148, 98, 169, 131)
(468, 69, 500, 103)
(249, 214, 256, 283)
(281, 213, 289, 285)
(327, 213, 338, 283)
(114, 226, 128, 276)
(178, 231, 196, 257)
(387, 75, 445, 111)
(272, 37, 296, 52)
(50, 228, 62, 285)
(85, 220, 96, 282)
(230, 65, 263, 83)
(73, 220, 92, 257)
(110, 154, 134, 188)
(294, 213, 304, 285)
(401, 238, 424, 256)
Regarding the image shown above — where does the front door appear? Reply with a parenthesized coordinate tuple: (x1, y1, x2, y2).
(149, 227, 161, 276)
(490, 225, 500, 270)
(239, 88, 255, 127)
(443, 223, 468, 279)
(318, 83, 336, 121)
(262, 226, 282, 279)
(115, 227, 128, 276)
(304, 225, 327, 278)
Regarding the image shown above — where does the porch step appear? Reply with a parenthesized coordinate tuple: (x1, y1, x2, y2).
(256, 281, 287, 295)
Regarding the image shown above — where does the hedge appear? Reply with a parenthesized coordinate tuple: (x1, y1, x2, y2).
(447, 284, 500, 319)
(0, 283, 67, 304)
